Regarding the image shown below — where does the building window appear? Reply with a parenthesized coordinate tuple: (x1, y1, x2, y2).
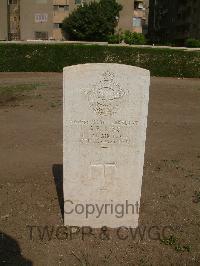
(35, 31, 48, 40)
(53, 5, 69, 12)
(54, 23, 63, 29)
(75, 0, 87, 6)
(134, 1, 144, 10)
(64, 5, 69, 11)
(9, 0, 17, 4)
(133, 17, 142, 27)
(53, 5, 59, 11)
(35, 13, 48, 23)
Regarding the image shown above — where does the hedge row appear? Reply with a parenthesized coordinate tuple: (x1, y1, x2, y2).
(0, 43, 200, 77)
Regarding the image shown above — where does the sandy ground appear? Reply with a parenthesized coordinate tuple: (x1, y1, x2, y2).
(0, 73, 200, 266)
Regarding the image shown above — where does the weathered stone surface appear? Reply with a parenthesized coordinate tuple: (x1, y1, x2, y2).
(63, 63, 150, 228)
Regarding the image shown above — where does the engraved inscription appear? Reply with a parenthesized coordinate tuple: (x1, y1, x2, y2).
(69, 119, 139, 145)
(81, 123, 129, 144)
(90, 163, 116, 190)
(83, 71, 127, 116)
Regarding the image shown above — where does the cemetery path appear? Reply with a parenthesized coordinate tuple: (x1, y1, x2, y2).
(0, 73, 200, 265)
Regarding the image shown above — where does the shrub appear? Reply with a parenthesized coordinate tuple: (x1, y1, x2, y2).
(107, 34, 123, 44)
(62, 0, 122, 41)
(185, 38, 200, 48)
(0, 43, 199, 78)
(123, 31, 146, 45)
(107, 31, 146, 45)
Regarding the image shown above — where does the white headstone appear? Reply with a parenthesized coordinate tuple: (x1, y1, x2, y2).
(63, 63, 150, 228)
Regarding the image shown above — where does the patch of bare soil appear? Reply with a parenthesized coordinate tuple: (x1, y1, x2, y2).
(0, 73, 200, 265)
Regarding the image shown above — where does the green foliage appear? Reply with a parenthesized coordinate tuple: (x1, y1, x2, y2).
(185, 38, 200, 48)
(62, 0, 122, 41)
(0, 43, 200, 78)
(107, 31, 146, 45)
(123, 31, 146, 45)
(107, 34, 123, 44)
(161, 235, 191, 253)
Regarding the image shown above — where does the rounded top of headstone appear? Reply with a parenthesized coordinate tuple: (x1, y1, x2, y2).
(63, 63, 150, 76)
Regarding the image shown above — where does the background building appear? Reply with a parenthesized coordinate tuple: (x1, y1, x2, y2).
(0, 0, 148, 41)
(0, 0, 8, 41)
(148, 0, 200, 44)
(21, 0, 53, 40)
(133, 0, 148, 34)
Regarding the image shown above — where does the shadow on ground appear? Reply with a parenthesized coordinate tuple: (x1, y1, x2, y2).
(52, 164, 64, 220)
(0, 231, 32, 265)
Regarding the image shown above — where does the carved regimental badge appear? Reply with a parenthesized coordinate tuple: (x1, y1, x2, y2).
(83, 71, 126, 116)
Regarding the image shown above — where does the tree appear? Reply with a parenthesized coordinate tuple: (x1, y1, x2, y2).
(62, 0, 122, 41)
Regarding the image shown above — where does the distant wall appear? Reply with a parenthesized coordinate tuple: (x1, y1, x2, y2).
(0, 0, 8, 40)
(20, 0, 53, 40)
(117, 0, 134, 32)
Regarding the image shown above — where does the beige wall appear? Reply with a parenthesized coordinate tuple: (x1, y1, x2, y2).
(117, 0, 134, 32)
(52, 0, 69, 40)
(0, 0, 8, 40)
(53, 0, 68, 4)
(20, 0, 53, 40)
